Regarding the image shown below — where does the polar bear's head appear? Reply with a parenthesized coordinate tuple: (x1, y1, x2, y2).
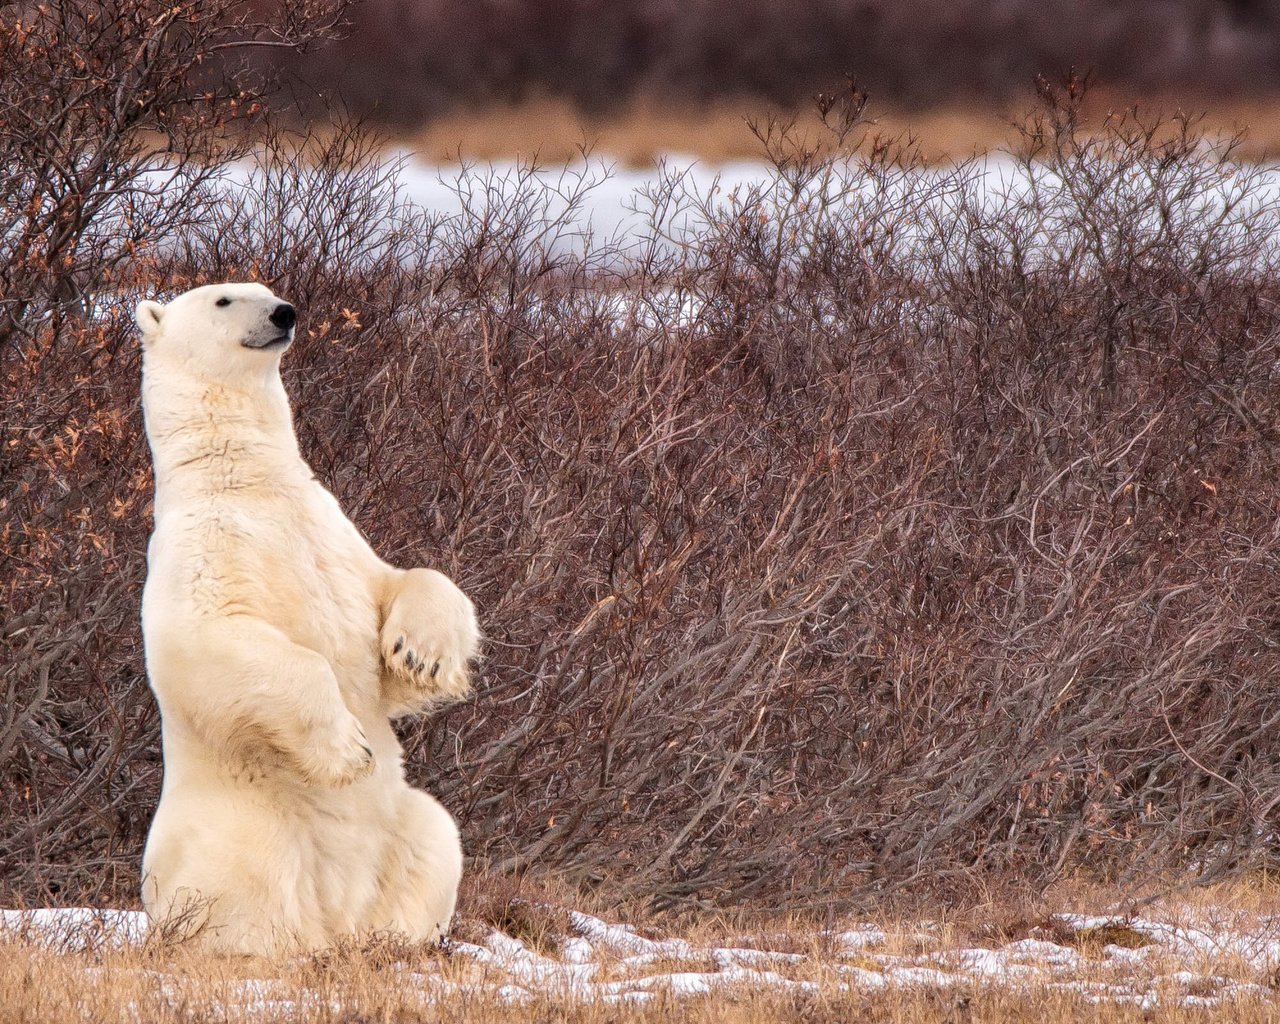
(135, 283, 297, 380)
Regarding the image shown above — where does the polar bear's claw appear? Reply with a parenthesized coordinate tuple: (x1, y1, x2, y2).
(384, 635, 469, 706)
(299, 714, 377, 788)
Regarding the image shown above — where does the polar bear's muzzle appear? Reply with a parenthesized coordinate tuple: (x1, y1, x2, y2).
(242, 303, 297, 351)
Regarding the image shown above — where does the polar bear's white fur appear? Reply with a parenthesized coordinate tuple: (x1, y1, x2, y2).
(136, 282, 478, 956)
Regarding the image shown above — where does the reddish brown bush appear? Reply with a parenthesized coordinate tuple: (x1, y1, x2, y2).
(6, 58, 1280, 911)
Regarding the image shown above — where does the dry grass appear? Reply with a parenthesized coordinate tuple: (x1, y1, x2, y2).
(405, 95, 1009, 167)
(0, 948, 1073, 1024)
(4, 875, 1280, 1022)
(404, 90, 1280, 166)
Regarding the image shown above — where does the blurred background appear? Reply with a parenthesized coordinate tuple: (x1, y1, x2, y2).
(282, 0, 1280, 162)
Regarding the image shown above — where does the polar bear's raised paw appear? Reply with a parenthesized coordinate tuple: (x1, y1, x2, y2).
(380, 568, 478, 709)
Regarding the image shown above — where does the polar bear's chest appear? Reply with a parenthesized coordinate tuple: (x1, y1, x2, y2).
(160, 481, 381, 676)
(251, 501, 379, 661)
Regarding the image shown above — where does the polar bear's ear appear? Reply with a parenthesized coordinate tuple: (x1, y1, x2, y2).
(135, 300, 165, 343)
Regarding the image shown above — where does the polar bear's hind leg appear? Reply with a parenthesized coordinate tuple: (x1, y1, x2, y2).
(365, 790, 463, 943)
(143, 813, 319, 957)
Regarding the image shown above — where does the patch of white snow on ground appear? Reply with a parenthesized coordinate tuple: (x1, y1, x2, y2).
(0, 908, 149, 951)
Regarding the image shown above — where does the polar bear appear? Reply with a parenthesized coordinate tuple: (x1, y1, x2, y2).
(135, 282, 478, 956)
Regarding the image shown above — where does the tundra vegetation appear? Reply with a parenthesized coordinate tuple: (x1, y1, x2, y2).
(5, 0, 1280, 935)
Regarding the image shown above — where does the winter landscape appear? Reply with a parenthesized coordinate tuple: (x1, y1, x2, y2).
(11, 0, 1280, 1021)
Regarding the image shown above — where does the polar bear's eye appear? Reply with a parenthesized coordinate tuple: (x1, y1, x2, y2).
(215, 297, 232, 307)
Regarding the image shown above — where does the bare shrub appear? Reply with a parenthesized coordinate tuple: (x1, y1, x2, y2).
(0, 0, 350, 349)
(6, 67, 1280, 911)
(0, 0, 350, 901)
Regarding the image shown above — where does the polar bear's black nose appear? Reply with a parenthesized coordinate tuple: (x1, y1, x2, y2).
(270, 304, 296, 331)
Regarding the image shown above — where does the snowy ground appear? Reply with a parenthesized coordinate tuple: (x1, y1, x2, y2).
(389, 149, 1280, 266)
(3, 903, 1278, 1014)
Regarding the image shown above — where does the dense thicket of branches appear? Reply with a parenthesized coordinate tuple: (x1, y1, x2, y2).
(5, 17, 1280, 910)
(294, 0, 1280, 123)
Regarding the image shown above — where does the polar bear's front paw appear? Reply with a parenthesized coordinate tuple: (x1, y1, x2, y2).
(381, 568, 479, 708)
(385, 635, 472, 706)
(299, 713, 376, 788)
